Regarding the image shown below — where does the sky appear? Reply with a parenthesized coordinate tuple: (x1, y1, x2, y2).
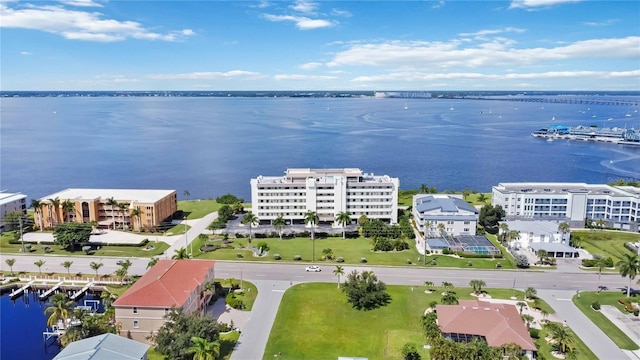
(1, 0, 639, 91)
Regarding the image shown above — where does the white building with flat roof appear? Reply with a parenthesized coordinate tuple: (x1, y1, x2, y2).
(492, 182, 639, 231)
(413, 194, 478, 237)
(251, 168, 399, 224)
(0, 192, 27, 231)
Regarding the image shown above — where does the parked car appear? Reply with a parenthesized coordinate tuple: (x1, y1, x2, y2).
(305, 265, 321, 272)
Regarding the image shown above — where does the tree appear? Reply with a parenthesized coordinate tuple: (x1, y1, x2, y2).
(441, 291, 459, 305)
(48, 197, 61, 226)
(462, 189, 470, 201)
(423, 220, 433, 238)
(336, 211, 351, 239)
(536, 249, 548, 264)
(333, 265, 344, 289)
(34, 259, 45, 275)
(322, 248, 334, 260)
(147, 257, 159, 269)
(499, 222, 509, 244)
(305, 210, 319, 262)
(183, 190, 191, 199)
(616, 254, 640, 298)
(469, 279, 486, 295)
(521, 314, 534, 329)
(549, 323, 575, 355)
(44, 293, 73, 328)
(217, 205, 233, 222)
(62, 261, 73, 276)
(477, 193, 488, 203)
(114, 267, 128, 284)
(419, 184, 428, 194)
(241, 211, 258, 243)
(441, 281, 454, 290)
(437, 223, 445, 236)
(341, 270, 391, 310)
(525, 287, 537, 300)
(90, 261, 103, 278)
(117, 203, 129, 230)
(31, 199, 44, 231)
(105, 197, 118, 230)
(558, 222, 570, 239)
(478, 204, 505, 234)
(5, 258, 16, 276)
(507, 230, 521, 245)
(130, 208, 142, 232)
(154, 308, 221, 360)
(596, 219, 606, 231)
(424, 281, 434, 290)
(173, 247, 190, 260)
(272, 215, 286, 240)
(61, 200, 75, 223)
(3, 210, 24, 231)
(53, 222, 92, 250)
(402, 343, 421, 360)
(516, 301, 527, 314)
(187, 336, 220, 360)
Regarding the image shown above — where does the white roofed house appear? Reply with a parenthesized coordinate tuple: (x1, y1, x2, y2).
(413, 194, 479, 237)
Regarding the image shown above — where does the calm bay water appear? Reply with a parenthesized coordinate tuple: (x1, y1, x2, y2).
(1, 95, 639, 201)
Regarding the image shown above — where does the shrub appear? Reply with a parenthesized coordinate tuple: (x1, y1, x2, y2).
(225, 293, 245, 310)
(235, 233, 244, 238)
(336, 256, 345, 263)
(442, 248, 451, 255)
(430, 259, 437, 266)
(200, 245, 219, 253)
(515, 254, 529, 268)
(634, 309, 639, 317)
(236, 253, 243, 258)
(529, 328, 540, 339)
(402, 342, 421, 360)
(582, 257, 614, 268)
(257, 241, 269, 252)
(360, 257, 368, 263)
(591, 301, 601, 310)
(467, 261, 473, 267)
(273, 253, 281, 260)
(293, 255, 302, 261)
(495, 262, 502, 268)
(43, 246, 53, 253)
(407, 259, 412, 264)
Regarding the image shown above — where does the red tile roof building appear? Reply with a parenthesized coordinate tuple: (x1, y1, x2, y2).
(114, 259, 215, 343)
(436, 300, 536, 357)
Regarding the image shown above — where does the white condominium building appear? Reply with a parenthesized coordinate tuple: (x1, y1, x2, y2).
(0, 192, 27, 231)
(492, 182, 640, 231)
(250, 168, 399, 224)
(413, 194, 478, 237)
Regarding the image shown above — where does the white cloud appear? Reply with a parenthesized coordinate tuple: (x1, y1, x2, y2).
(509, 0, 582, 10)
(326, 36, 640, 69)
(20, 50, 32, 55)
(262, 14, 334, 30)
(57, 74, 139, 86)
(290, 0, 317, 14)
(331, 8, 351, 17)
(351, 70, 639, 83)
(58, 0, 102, 7)
(580, 19, 619, 27)
(459, 27, 526, 37)
(299, 62, 323, 70)
(431, 1, 445, 9)
(0, 3, 195, 42)
(274, 74, 338, 81)
(148, 70, 261, 80)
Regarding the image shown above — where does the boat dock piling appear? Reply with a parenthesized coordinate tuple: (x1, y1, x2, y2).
(42, 325, 65, 343)
(38, 281, 64, 300)
(70, 282, 94, 300)
(9, 280, 34, 299)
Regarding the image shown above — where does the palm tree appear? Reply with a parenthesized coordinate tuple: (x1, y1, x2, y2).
(114, 267, 128, 284)
(469, 279, 486, 295)
(507, 230, 521, 246)
(187, 336, 220, 360)
(304, 210, 319, 262)
(101, 290, 117, 308)
(536, 249, 548, 264)
(477, 193, 488, 203)
(333, 265, 344, 289)
(272, 215, 286, 240)
(336, 211, 351, 239)
(183, 190, 190, 199)
(48, 197, 61, 227)
(44, 293, 74, 328)
(62, 261, 73, 276)
(5, 258, 16, 276)
(419, 184, 428, 194)
(90, 261, 103, 278)
(61, 200, 75, 223)
(596, 219, 606, 231)
(423, 220, 433, 238)
(437, 223, 445, 236)
(147, 257, 159, 269)
(558, 222, 570, 241)
(34, 260, 45, 275)
(172, 247, 190, 260)
(424, 281, 434, 291)
(441, 281, 454, 291)
(31, 199, 44, 231)
(462, 189, 470, 200)
(241, 211, 258, 243)
(516, 301, 527, 314)
(525, 287, 537, 300)
(549, 324, 574, 355)
(521, 314, 535, 329)
(117, 259, 133, 271)
(441, 292, 459, 305)
(499, 223, 509, 244)
(616, 254, 640, 298)
(117, 203, 129, 230)
(130, 208, 142, 232)
(105, 197, 118, 230)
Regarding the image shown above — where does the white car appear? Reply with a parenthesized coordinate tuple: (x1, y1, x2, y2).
(305, 265, 321, 272)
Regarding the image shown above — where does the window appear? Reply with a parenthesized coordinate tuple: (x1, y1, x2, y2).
(133, 320, 139, 329)
(133, 307, 138, 314)
(165, 308, 169, 315)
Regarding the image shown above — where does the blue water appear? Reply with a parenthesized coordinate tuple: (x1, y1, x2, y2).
(1, 95, 639, 201)
(0, 291, 103, 360)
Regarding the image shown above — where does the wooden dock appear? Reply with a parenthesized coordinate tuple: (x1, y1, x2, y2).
(39, 281, 64, 300)
(9, 280, 34, 299)
(70, 282, 94, 300)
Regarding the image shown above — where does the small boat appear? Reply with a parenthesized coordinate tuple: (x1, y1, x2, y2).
(404, 103, 408, 110)
(546, 138, 554, 142)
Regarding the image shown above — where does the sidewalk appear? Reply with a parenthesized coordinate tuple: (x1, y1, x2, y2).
(600, 305, 640, 359)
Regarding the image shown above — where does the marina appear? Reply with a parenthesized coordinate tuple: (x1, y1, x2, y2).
(532, 124, 640, 146)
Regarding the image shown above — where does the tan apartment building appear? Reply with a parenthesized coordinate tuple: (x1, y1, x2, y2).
(113, 259, 215, 344)
(36, 188, 177, 231)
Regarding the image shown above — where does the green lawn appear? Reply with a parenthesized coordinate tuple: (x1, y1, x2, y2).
(0, 232, 169, 258)
(534, 322, 598, 360)
(572, 291, 639, 350)
(178, 200, 225, 219)
(196, 236, 514, 269)
(263, 283, 553, 360)
(573, 230, 640, 263)
(216, 278, 258, 311)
